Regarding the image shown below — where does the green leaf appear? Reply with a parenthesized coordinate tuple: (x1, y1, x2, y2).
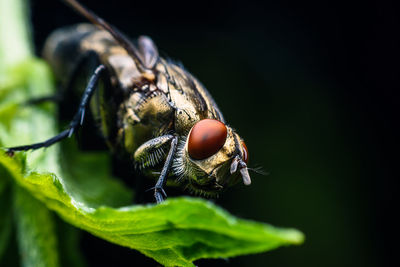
(0, 148, 304, 266)
(13, 186, 60, 267)
(56, 219, 87, 267)
(0, 180, 12, 262)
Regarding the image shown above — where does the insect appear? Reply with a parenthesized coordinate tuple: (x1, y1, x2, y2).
(7, 0, 251, 203)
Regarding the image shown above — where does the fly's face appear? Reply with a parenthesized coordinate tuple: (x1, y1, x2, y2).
(173, 119, 250, 196)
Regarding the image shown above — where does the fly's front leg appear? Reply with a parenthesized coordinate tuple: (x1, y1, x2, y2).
(153, 136, 178, 203)
(6, 65, 106, 152)
(134, 134, 174, 169)
(133, 135, 178, 203)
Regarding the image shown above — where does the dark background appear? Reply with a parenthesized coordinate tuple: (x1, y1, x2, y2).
(30, 0, 398, 266)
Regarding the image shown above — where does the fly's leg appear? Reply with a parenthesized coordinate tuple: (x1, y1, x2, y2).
(133, 134, 174, 169)
(133, 135, 178, 203)
(26, 94, 62, 105)
(6, 65, 106, 152)
(153, 136, 178, 203)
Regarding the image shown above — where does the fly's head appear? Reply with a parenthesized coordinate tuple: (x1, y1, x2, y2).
(173, 119, 250, 197)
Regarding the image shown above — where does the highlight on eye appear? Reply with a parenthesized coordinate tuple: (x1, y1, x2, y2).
(188, 119, 227, 160)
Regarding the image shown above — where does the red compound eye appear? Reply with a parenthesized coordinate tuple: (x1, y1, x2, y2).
(241, 141, 249, 164)
(188, 119, 227, 160)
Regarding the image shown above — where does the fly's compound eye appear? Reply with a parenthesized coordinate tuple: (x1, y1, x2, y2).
(241, 141, 249, 164)
(188, 119, 227, 160)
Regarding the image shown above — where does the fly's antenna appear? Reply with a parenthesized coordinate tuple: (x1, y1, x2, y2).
(62, 0, 149, 73)
(247, 166, 268, 176)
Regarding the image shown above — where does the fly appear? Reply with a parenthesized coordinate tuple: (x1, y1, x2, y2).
(7, 0, 252, 203)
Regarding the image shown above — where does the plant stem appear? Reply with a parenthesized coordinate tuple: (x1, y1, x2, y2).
(0, 0, 32, 70)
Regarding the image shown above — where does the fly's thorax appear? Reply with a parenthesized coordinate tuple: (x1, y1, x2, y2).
(155, 60, 224, 132)
(171, 90, 202, 134)
(107, 52, 141, 89)
(116, 89, 174, 153)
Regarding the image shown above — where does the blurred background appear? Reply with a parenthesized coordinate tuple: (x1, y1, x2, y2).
(28, 0, 397, 266)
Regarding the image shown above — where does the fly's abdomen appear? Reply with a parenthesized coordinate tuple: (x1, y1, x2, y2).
(42, 24, 102, 85)
(43, 24, 120, 150)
